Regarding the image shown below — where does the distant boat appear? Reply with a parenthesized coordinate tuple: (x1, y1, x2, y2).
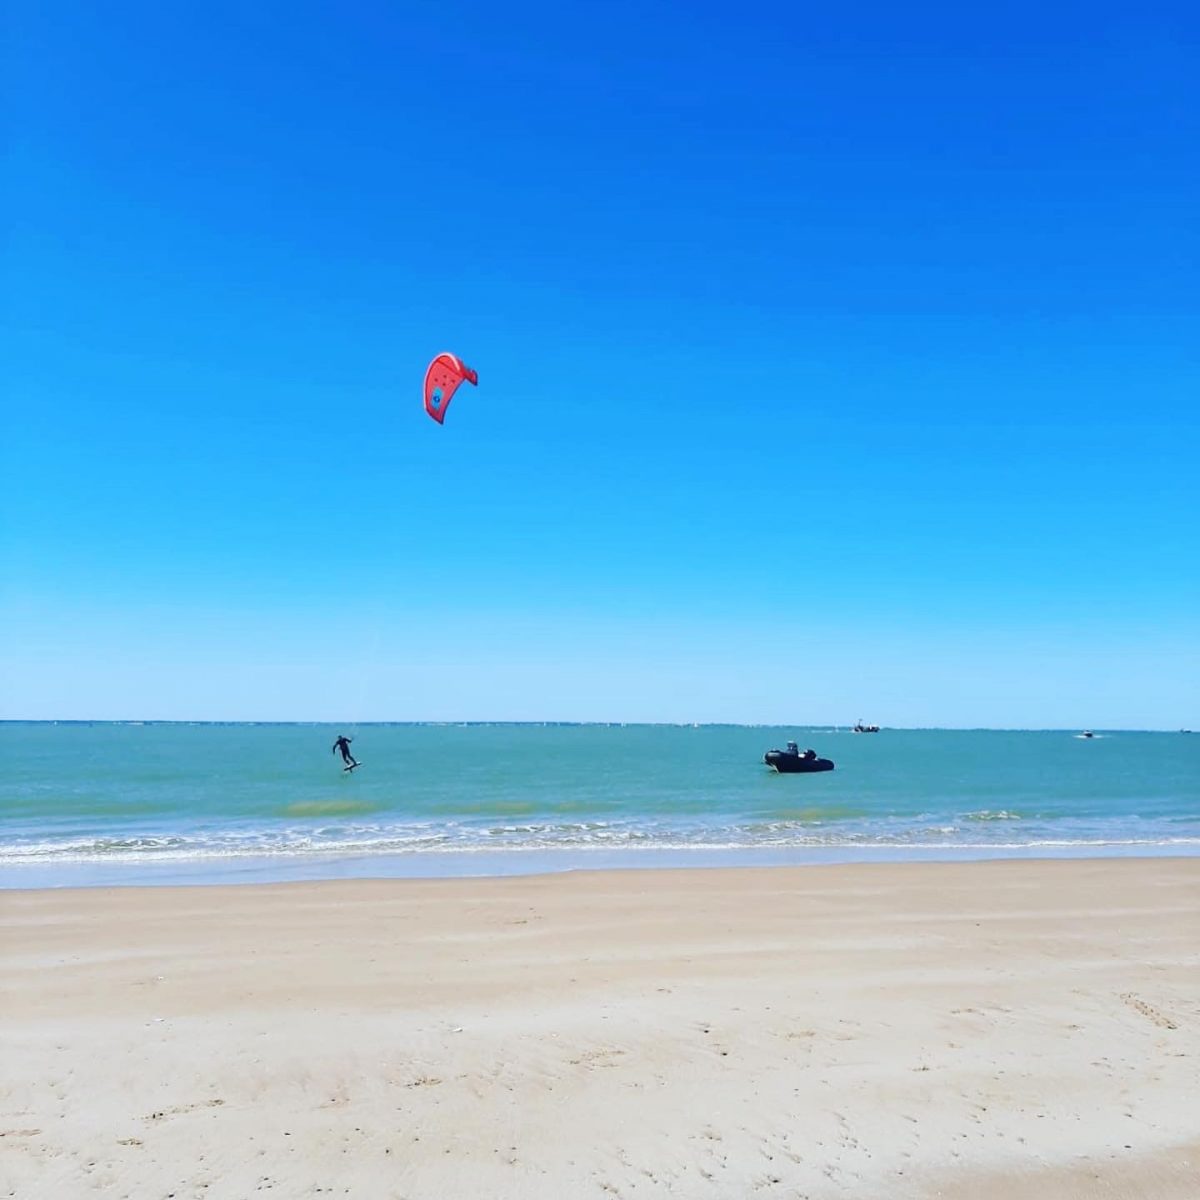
(1079, 730, 1095, 739)
(852, 721, 880, 734)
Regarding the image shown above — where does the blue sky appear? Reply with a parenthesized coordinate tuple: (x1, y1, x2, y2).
(3, 0, 1197, 726)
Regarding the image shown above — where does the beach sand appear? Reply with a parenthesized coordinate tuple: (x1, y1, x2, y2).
(2, 859, 1197, 1199)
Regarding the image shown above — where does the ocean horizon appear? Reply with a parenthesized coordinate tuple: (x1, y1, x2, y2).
(4, 720, 1193, 729)
(2, 722, 1196, 888)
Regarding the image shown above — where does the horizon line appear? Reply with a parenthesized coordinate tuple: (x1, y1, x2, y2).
(0, 720, 1192, 734)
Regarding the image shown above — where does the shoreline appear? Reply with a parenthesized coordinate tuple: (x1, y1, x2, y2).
(4, 858, 1197, 1197)
(4, 840, 1200, 891)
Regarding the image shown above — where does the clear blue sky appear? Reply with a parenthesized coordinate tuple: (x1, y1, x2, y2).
(3, 1, 1197, 726)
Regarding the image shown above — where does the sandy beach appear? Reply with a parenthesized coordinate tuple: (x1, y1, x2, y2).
(2, 859, 1197, 1199)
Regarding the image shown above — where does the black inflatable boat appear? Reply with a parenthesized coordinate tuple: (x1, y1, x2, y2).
(764, 742, 835, 773)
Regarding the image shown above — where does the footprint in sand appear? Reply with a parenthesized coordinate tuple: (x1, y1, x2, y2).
(1120, 993, 1178, 1030)
(569, 1048, 625, 1069)
(144, 1099, 226, 1121)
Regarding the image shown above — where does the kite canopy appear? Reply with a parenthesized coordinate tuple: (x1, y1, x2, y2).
(424, 353, 478, 424)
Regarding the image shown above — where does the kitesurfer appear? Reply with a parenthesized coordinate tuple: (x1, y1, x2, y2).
(332, 735, 358, 769)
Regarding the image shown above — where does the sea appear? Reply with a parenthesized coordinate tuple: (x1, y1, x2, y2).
(1, 723, 1197, 888)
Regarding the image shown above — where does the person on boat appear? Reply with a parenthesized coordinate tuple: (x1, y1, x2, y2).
(803, 748, 817, 761)
(786, 740, 799, 755)
(332, 734, 358, 768)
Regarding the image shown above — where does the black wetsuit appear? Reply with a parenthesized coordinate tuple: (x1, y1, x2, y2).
(332, 736, 357, 767)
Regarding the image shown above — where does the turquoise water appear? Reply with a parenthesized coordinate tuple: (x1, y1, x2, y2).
(1, 723, 1196, 887)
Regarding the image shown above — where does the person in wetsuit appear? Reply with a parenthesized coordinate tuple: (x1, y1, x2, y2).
(332, 735, 358, 768)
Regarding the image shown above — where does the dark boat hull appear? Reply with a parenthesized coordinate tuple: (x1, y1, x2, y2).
(764, 751, 835, 774)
